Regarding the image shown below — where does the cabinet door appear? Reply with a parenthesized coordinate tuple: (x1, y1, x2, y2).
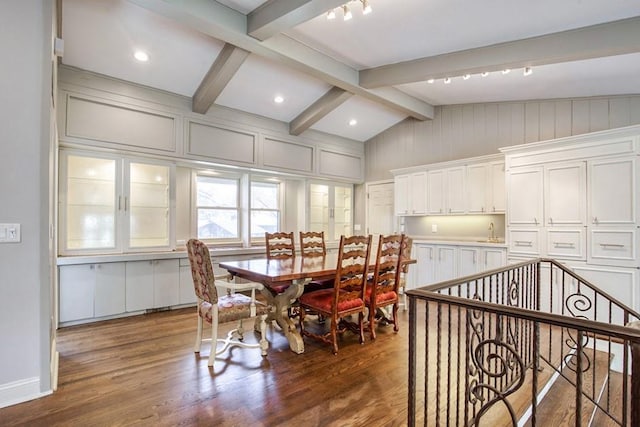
(458, 247, 479, 277)
(467, 164, 489, 214)
(490, 161, 506, 213)
(435, 246, 456, 282)
(153, 259, 180, 308)
(507, 167, 543, 225)
(394, 175, 410, 216)
(427, 170, 445, 215)
(415, 245, 436, 287)
(410, 172, 427, 215)
(179, 264, 197, 305)
(125, 261, 154, 311)
(483, 248, 507, 270)
(544, 162, 586, 226)
(59, 264, 96, 322)
(94, 263, 126, 317)
(588, 157, 636, 226)
(446, 167, 466, 214)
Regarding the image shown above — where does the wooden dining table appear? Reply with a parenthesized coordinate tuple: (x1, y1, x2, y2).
(219, 253, 415, 354)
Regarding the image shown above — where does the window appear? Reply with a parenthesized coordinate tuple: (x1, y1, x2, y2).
(196, 175, 240, 240)
(251, 180, 280, 238)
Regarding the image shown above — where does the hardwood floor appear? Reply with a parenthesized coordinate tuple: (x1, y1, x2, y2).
(1, 308, 412, 426)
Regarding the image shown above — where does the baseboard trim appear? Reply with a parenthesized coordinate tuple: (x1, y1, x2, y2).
(0, 377, 52, 409)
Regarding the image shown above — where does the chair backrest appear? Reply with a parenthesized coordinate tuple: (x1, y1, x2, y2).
(265, 232, 296, 259)
(186, 238, 218, 304)
(400, 235, 413, 273)
(333, 235, 372, 304)
(300, 231, 326, 257)
(371, 234, 404, 297)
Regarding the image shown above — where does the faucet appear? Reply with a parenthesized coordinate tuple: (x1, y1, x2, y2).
(488, 222, 496, 242)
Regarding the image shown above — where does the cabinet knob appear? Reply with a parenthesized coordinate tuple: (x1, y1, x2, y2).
(549, 217, 553, 225)
(592, 217, 599, 224)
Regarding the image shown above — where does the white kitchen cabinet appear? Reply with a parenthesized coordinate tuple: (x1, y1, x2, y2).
(466, 163, 489, 214)
(588, 157, 636, 226)
(446, 167, 466, 214)
(458, 245, 507, 277)
(126, 259, 179, 311)
(507, 166, 543, 226)
(415, 244, 437, 287)
(490, 161, 506, 213)
(427, 169, 445, 215)
(435, 245, 457, 282)
(394, 174, 410, 216)
(544, 162, 586, 226)
(394, 172, 426, 216)
(179, 259, 197, 305)
(59, 262, 126, 323)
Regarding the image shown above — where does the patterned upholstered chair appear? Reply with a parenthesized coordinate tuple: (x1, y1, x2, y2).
(366, 234, 404, 340)
(187, 239, 270, 367)
(298, 234, 372, 354)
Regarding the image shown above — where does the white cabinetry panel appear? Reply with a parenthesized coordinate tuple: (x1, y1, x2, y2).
(588, 157, 636, 226)
(187, 121, 256, 165)
(507, 167, 543, 225)
(126, 259, 179, 311)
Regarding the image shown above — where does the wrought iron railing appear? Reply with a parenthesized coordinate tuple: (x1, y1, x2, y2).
(406, 258, 640, 427)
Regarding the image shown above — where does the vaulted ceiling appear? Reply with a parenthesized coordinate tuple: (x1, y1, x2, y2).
(61, 0, 640, 142)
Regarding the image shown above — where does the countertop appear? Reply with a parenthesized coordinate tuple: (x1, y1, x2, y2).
(409, 235, 507, 248)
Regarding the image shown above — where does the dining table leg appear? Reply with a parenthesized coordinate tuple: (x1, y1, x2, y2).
(259, 278, 309, 354)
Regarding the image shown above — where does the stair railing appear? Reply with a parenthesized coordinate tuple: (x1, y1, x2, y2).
(407, 258, 640, 426)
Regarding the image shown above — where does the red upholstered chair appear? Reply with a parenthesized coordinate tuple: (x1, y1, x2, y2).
(366, 234, 404, 340)
(300, 231, 333, 293)
(298, 234, 372, 354)
(187, 239, 270, 367)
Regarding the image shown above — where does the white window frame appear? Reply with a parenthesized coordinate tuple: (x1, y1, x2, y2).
(249, 177, 283, 243)
(193, 171, 242, 245)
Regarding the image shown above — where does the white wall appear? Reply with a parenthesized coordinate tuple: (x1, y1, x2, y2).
(0, 1, 54, 406)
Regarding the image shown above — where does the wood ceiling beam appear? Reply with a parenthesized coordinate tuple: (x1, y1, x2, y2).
(127, 0, 434, 121)
(360, 16, 640, 88)
(192, 43, 249, 114)
(289, 86, 352, 135)
(248, 0, 345, 41)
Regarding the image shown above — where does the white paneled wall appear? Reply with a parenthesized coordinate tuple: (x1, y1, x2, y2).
(365, 96, 640, 181)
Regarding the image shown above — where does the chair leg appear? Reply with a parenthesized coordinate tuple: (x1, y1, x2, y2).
(402, 289, 408, 312)
(208, 310, 219, 367)
(369, 305, 377, 341)
(330, 316, 338, 355)
(258, 314, 268, 356)
(358, 312, 365, 344)
(237, 319, 244, 341)
(392, 303, 400, 333)
(194, 315, 203, 353)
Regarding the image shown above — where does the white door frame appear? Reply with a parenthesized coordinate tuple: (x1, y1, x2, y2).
(365, 179, 395, 236)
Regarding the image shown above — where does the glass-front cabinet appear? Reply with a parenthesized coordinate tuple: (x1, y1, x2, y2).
(308, 182, 353, 241)
(59, 150, 174, 254)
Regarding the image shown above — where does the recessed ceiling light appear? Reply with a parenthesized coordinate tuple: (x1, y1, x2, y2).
(274, 95, 284, 104)
(427, 78, 435, 84)
(134, 50, 149, 62)
(349, 119, 357, 126)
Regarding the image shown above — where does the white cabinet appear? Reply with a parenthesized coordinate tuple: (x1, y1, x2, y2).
(490, 161, 506, 213)
(125, 259, 179, 311)
(507, 166, 543, 226)
(59, 150, 175, 255)
(59, 262, 126, 322)
(434, 245, 457, 282)
(458, 245, 507, 277)
(445, 167, 466, 214)
(415, 244, 436, 287)
(309, 182, 353, 241)
(467, 161, 505, 214)
(179, 259, 197, 305)
(544, 162, 586, 226)
(427, 170, 445, 215)
(394, 172, 426, 216)
(588, 157, 636, 226)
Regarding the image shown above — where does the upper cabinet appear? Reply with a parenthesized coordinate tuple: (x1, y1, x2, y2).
(588, 157, 636, 226)
(59, 150, 175, 255)
(392, 154, 505, 217)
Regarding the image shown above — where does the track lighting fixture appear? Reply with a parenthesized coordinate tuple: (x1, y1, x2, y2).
(523, 67, 533, 76)
(327, 1, 373, 20)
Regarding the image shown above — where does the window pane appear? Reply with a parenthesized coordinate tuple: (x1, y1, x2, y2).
(129, 162, 170, 248)
(197, 176, 238, 208)
(251, 182, 279, 209)
(251, 211, 279, 237)
(197, 208, 238, 239)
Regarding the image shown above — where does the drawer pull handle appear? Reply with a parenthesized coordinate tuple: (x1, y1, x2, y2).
(599, 243, 625, 248)
(553, 242, 575, 248)
(515, 240, 533, 247)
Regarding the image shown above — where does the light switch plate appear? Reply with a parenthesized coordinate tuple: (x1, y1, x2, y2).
(0, 223, 21, 243)
(431, 224, 438, 233)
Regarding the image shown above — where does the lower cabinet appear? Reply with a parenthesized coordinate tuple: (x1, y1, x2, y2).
(125, 259, 179, 311)
(59, 263, 126, 323)
(413, 243, 507, 289)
